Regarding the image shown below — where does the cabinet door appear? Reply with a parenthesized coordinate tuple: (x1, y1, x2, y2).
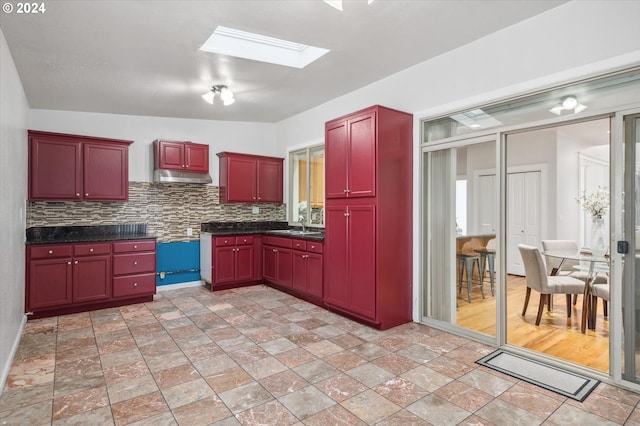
(348, 112, 376, 198)
(227, 157, 257, 202)
(325, 120, 349, 199)
(157, 141, 185, 170)
(185, 143, 209, 172)
(29, 136, 82, 200)
(83, 142, 128, 201)
(263, 246, 277, 282)
(215, 246, 236, 284)
(307, 253, 323, 298)
(292, 251, 307, 293)
(324, 205, 349, 307)
(257, 159, 283, 203)
(347, 205, 377, 319)
(28, 258, 73, 310)
(275, 248, 293, 287)
(73, 255, 111, 303)
(235, 246, 254, 282)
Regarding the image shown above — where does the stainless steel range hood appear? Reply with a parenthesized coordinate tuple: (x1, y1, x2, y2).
(153, 169, 212, 184)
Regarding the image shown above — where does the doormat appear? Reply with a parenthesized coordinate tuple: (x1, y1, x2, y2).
(476, 349, 599, 402)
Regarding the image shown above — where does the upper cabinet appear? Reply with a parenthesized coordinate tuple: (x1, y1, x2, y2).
(325, 110, 377, 199)
(154, 140, 209, 172)
(29, 131, 132, 202)
(217, 152, 284, 203)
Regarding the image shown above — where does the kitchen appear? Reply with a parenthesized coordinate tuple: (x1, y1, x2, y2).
(3, 1, 640, 424)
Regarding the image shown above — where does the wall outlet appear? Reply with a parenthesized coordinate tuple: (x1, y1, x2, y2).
(186, 227, 193, 236)
(252, 206, 260, 214)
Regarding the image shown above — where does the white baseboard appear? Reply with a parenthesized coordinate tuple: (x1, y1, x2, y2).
(0, 314, 27, 393)
(156, 280, 205, 292)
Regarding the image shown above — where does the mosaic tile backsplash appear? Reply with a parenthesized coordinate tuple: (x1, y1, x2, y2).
(27, 182, 286, 243)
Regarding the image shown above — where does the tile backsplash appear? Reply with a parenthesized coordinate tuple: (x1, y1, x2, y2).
(27, 182, 286, 242)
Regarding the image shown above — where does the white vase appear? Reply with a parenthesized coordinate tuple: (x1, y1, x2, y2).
(590, 216, 607, 257)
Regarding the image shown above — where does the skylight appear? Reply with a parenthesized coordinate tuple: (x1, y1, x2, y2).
(199, 26, 330, 69)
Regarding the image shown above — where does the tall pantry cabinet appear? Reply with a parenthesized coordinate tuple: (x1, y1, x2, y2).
(324, 105, 412, 329)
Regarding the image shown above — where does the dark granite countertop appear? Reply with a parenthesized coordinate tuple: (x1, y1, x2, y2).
(26, 224, 157, 245)
(201, 221, 324, 241)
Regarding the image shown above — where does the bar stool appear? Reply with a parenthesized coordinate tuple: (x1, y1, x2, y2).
(456, 251, 483, 303)
(474, 248, 495, 297)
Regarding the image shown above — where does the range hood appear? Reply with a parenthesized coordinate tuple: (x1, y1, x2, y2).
(153, 169, 212, 184)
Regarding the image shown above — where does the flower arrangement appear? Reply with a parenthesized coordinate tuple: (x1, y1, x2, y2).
(575, 186, 609, 219)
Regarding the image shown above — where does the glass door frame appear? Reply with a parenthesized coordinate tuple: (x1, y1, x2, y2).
(420, 106, 640, 389)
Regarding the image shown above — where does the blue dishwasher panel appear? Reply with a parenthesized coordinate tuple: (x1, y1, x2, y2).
(156, 241, 200, 286)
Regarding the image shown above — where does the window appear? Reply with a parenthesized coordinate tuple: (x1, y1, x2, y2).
(289, 145, 325, 227)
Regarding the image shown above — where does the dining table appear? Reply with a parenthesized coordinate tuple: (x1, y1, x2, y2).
(542, 250, 609, 333)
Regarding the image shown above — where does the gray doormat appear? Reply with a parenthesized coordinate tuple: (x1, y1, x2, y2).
(476, 349, 599, 402)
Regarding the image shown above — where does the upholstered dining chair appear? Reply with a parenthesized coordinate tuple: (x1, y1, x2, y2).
(518, 244, 586, 326)
(590, 281, 609, 329)
(541, 239, 608, 305)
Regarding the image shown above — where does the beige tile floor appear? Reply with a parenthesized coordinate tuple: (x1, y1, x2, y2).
(1, 284, 639, 425)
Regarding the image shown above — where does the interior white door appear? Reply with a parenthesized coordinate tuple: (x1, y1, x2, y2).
(507, 171, 542, 275)
(476, 174, 497, 234)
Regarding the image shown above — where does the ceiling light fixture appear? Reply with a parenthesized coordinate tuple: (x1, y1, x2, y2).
(549, 95, 586, 115)
(202, 85, 235, 106)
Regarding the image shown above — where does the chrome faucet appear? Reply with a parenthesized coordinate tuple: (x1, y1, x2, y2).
(298, 215, 306, 232)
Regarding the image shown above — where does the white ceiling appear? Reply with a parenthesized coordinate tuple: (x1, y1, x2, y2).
(0, 0, 567, 123)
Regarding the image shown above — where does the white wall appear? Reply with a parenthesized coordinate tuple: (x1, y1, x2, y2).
(0, 29, 29, 391)
(274, 0, 640, 322)
(29, 110, 278, 184)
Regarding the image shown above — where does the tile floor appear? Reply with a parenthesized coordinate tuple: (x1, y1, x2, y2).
(1, 284, 639, 425)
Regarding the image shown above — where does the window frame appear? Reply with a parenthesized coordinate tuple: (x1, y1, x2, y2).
(288, 143, 325, 228)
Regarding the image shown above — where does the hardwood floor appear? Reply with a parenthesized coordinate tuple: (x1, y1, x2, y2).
(456, 274, 609, 372)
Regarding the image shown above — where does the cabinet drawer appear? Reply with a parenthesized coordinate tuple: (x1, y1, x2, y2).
(112, 240, 156, 253)
(113, 252, 156, 275)
(235, 235, 254, 246)
(113, 273, 156, 298)
(74, 243, 111, 256)
(215, 236, 236, 246)
(29, 244, 73, 260)
(262, 236, 292, 248)
(291, 239, 307, 251)
(215, 235, 254, 246)
(306, 242, 324, 254)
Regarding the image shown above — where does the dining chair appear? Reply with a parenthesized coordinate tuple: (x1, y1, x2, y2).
(590, 281, 609, 329)
(518, 244, 586, 326)
(541, 239, 607, 305)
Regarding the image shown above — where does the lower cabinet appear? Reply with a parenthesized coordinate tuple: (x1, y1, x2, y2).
(214, 236, 257, 284)
(264, 236, 323, 300)
(112, 240, 156, 298)
(263, 236, 293, 287)
(26, 239, 156, 318)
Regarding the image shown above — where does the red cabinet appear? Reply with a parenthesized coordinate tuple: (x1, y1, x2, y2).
(27, 242, 112, 312)
(154, 140, 209, 172)
(325, 110, 376, 199)
(217, 152, 284, 203)
(262, 236, 292, 287)
(324, 105, 413, 329)
(29, 131, 131, 201)
(112, 240, 156, 298)
(27, 239, 156, 317)
(214, 236, 255, 284)
(292, 239, 324, 298)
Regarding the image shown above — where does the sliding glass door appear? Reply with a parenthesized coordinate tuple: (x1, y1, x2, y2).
(422, 140, 497, 338)
(622, 113, 640, 382)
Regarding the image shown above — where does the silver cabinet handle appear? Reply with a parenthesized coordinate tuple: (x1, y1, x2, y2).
(67, 261, 71, 265)
(76, 193, 80, 197)
(48, 250, 53, 254)
(133, 282, 138, 287)
(133, 245, 138, 249)
(134, 261, 138, 265)
(273, 249, 278, 252)
(89, 248, 94, 252)
(85, 193, 89, 197)
(74, 260, 78, 264)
